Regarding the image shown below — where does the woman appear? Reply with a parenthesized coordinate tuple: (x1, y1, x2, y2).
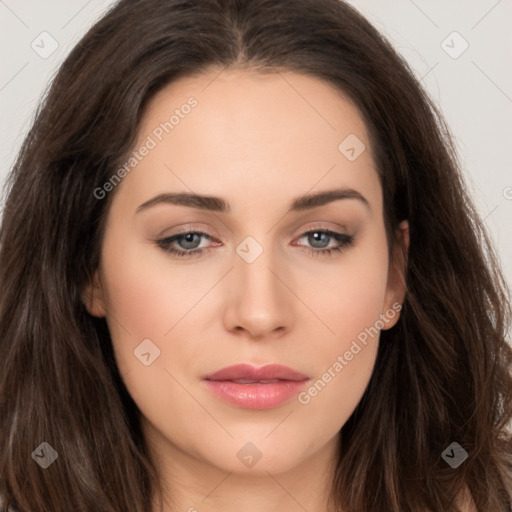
(1, 0, 511, 510)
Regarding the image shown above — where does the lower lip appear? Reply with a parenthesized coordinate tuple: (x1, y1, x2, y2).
(202, 379, 308, 410)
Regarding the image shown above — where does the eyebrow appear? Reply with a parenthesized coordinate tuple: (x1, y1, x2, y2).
(136, 188, 371, 214)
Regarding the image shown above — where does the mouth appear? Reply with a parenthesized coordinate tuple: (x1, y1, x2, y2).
(201, 364, 310, 410)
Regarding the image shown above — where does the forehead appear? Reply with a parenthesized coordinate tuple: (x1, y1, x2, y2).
(114, 68, 381, 216)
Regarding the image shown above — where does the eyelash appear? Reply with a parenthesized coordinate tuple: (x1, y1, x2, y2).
(156, 228, 354, 258)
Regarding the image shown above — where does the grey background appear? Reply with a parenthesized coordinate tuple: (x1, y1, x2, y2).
(1, 0, 511, 291)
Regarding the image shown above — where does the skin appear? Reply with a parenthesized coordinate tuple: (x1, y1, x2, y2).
(83, 68, 410, 512)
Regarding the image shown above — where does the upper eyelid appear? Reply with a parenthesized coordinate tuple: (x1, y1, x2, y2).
(160, 220, 349, 238)
(162, 226, 346, 236)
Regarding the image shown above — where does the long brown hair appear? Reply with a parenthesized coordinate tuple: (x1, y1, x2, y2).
(1, 0, 511, 510)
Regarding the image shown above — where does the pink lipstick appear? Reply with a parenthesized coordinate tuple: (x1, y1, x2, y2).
(202, 363, 309, 410)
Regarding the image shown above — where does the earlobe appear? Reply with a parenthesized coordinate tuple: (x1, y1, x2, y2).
(382, 219, 409, 330)
(81, 270, 107, 318)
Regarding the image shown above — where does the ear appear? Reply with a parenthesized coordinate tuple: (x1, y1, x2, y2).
(81, 270, 107, 317)
(381, 219, 409, 330)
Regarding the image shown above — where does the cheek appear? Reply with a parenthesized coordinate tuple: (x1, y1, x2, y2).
(302, 230, 390, 345)
(295, 335, 379, 446)
(98, 229, 220, 378)
(293, 229, 389, 422)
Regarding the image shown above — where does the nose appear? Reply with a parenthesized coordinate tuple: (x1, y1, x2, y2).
(222, 240, 295, 340)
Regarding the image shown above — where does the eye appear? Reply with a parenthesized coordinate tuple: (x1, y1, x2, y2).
(294, 229, 354, 257)
(156, 231, 215, 258)
(156, 228, 354, 258)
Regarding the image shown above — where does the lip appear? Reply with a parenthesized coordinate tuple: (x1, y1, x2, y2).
(202, 364, 310, 410)
(203, 363, 309, 382)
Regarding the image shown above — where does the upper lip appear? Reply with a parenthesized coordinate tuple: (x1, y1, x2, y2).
(203, 364, 309, 382)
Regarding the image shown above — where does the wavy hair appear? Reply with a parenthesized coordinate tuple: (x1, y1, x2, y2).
(1, 0, 511, 510)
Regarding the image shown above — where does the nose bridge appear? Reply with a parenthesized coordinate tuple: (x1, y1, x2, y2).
(234, 233, 282, 301)
(224, 232, 293, 336)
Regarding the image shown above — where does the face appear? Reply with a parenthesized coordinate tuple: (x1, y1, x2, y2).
(84, 69, 407, 479)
